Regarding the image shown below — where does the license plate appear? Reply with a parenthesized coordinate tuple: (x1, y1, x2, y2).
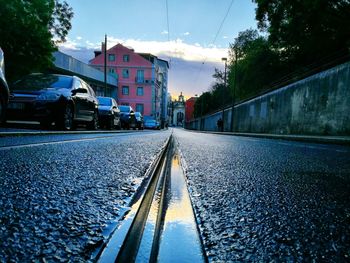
(8, 102, 25, 110)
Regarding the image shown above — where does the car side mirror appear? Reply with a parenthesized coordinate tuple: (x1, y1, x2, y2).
(72, 88, 87, 95)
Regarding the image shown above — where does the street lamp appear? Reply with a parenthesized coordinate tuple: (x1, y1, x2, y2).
(221, 57, 227, 132)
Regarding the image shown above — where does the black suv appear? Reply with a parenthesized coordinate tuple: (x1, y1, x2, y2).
(119, 105, 136, 129)
(7, 73, 99, 130)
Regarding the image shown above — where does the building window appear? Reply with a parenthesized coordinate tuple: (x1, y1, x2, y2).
(96, 86, 104, 96)
(123, 54, 130, 62)
(122, 86, 129, 95)
(137, 87, 144, 96)
(136, 70, 144, 83)
(136, 104, 144, 114)
(108, 54, 115, 62)
(122, 69, 129, 78)
(109, 68, 115, 74)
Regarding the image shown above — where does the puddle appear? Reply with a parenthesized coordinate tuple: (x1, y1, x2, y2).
(157, 154, 205, 262)
(136, 177, 164, 262)
(98, 150, 206, 262)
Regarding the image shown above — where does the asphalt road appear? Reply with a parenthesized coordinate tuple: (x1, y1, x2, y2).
(1, 128, 350, 262)
(173, 129, 350, 262)
(0, 130, 171, 262)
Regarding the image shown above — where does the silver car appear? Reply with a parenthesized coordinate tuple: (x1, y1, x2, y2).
(0, 47, 9, 124)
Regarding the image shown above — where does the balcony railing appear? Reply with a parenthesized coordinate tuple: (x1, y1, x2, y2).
(135, 77, 154, 84)
(53, 51, 117, 86)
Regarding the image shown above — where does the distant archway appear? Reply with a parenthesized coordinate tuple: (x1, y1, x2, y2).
(177, 112, 184, 126)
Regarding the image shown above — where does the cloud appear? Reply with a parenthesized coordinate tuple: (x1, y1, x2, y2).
(161, 30, 169, 35)
(183, 32, 190, 36)
(58, 37, 228, 97)
(106, 37, 228, 63)
(60, 37, 228, 63)
(76, 36, 83, 40)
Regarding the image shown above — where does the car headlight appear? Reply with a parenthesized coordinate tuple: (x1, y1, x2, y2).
(37, 93, 60, 101)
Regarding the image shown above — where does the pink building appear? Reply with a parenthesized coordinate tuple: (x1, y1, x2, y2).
(89, 43, 155, 117)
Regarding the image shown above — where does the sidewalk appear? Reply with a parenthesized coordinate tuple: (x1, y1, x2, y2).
(194, 130, 350, 146)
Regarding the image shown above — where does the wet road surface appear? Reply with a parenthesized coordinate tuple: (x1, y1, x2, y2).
(0, 130, 170, 262)
(1, 128, 350, 262)
(173, 129, 350, 262)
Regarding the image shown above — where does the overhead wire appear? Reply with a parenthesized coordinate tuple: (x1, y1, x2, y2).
(165, 0, 171, 67)
(193, 0, 235, 87)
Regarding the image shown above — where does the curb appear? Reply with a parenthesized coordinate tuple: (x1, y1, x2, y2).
(187, 130, 350, 146)
(0, 130, 135, 137)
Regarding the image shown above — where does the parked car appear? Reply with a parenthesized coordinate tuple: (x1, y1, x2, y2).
(97, 96, 121, 129)
(7, 73, 99, 130)
(0, 47, 9, 125)
(144, 119, 160, 130)
(134, 112, 144, 130)
(119, 105, 136, 129)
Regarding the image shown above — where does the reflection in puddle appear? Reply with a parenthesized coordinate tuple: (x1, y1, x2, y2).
(136, 183, 162, 262)
(157, 154, 205, 262)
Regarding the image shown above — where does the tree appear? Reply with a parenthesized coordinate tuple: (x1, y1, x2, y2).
(227, 29, 285, 101)
(194, 68, 233, 117)
(253, 0, 350, 67)
(0, 0, 73, 82)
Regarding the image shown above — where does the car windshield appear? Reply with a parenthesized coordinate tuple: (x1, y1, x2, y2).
(12, 75, 73, 91)
(119, 106, 131, 112)
(135, 112, 141, 117)
(146, 120, 156, 123)
(98, 97, 112, 106)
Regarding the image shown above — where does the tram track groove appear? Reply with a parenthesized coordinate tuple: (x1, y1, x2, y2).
(97, 133, 206, 262)
(113, 135, 172, 262)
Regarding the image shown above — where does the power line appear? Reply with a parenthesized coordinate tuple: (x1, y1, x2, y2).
(166, 0, 170, 43)
(165, 0, 171, 67)
(194, 0, 235, 87)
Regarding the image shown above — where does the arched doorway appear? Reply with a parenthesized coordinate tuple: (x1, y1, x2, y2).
(177, 112, 184, 126)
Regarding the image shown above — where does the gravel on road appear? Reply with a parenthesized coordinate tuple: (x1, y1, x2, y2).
(174, 129, 350, 262)
(0, 131, 170, 262)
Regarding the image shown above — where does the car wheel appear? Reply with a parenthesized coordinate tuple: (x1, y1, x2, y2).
(40, 120, 52, 130)
(88, 111, 99, 130)
(58, 104, 74, 131)
(107, 117, 114, 130)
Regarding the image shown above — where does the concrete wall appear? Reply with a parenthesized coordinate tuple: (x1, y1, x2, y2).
(187, 61, 350, 136)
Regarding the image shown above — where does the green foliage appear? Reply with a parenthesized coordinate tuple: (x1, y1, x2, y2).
(194, 69, 232, 117)
(228, 29, 286, 101)
(0, 0, 73, 82)
(253, 0, 350, 67)
(195, 0, 350, 114)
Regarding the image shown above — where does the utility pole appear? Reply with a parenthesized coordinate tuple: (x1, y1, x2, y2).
(104, 34, 107, 92)
(200, 94, 203, 131)
(221, 57, 227, 132)
(231, 45, 237, 132)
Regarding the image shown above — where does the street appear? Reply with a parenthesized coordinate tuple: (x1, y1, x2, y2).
(173, 129, 350, 262)
(0, 130, 171, 262)
(1, 128, 350, 262)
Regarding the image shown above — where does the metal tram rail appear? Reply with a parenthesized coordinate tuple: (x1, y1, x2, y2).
(97, 135, 206, 263)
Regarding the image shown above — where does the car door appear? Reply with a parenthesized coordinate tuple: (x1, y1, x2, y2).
(84, 82, 97, 121)
(72, 78, 89, 120)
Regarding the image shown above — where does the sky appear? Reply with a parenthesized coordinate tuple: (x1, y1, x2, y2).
(59, 0, 258, 99)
